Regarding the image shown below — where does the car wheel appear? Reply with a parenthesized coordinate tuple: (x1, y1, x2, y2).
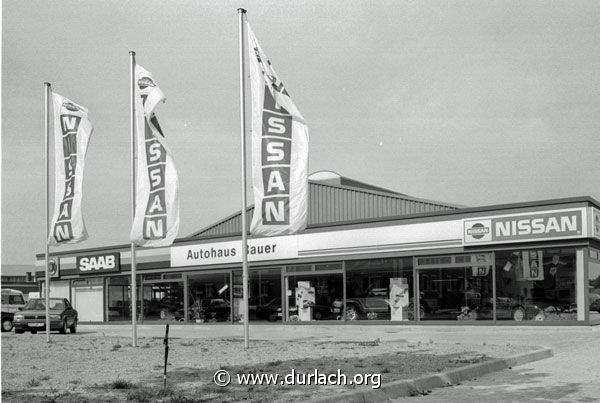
(512, 306, 525, 321)
(313, 311, 322, 320)
(407, 304, 425, 320)
(30, 330, 37, 334)
(1, 319, 13, 332)
(160, 309, 167, 320)
(268, 313, 278, 322)
(15, 329, 24, 334)
(366, 312, 378, 320)
(69, 319, 77, 334)
(59, 319, 67, 334)
(344, 307, 358, 321)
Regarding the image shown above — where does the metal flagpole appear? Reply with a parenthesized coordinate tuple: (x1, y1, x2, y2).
(130, 51, 138, 347)
(44, 82, 52, 343)
(238, 8, 250, 349)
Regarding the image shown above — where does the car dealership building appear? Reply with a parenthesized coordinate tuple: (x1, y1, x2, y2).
(36, 171, 600, 325)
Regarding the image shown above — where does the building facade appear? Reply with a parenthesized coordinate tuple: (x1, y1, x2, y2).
(35, 173, 600, 325)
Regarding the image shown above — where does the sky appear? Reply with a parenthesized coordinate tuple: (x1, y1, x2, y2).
(2, 0, 600, 267)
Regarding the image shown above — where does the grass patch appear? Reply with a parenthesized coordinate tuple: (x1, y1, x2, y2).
(26, 378, 41, 387)
(109, 379, 136, 389)
(126, 388, 153, 402)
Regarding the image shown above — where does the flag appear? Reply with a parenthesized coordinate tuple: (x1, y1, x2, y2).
(130, 65, 180, 246)
(48, 93, 93, 245)
(247, 24, 309, 236)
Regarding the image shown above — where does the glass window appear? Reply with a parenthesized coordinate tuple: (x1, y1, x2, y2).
(286, 273, 343, 321)
(9, 295, 24, 305)
(188, 273, 230, 323)
(246, 269, 282, 322)
(345, 258, 413, 321)
(286, 265, 312, 273)
(418, 265, 493, 321)
(495, 248, 577, 322)
(588, 254, 600, 322)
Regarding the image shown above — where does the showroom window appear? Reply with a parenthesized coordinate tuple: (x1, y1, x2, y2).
(494, 248, 577, 322)
(345, 258, 413, 321)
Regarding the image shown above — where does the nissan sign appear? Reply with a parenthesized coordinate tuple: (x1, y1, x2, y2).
(463, 209, 586, 245)
(76, 253, 120, 274)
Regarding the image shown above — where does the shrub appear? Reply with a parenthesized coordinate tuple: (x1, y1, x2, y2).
(27, 378, 41, 387)
(110, 379, 135, 389)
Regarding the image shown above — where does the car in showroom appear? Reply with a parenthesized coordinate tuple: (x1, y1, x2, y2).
(256, 297, 333, 321)
(589, 293, 600, 313)
(13, 298, 78, 334)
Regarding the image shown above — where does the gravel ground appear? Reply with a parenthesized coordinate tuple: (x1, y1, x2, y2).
(1, 330, 536, 402)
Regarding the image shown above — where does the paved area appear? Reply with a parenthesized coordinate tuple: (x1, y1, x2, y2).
(388, 326, 600, 403)
(78, 323, 600, 402)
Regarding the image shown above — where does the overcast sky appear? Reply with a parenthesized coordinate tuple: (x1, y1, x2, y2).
(2, 1, 600, 266)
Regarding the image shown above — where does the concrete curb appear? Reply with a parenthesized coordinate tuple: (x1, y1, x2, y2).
(307, 347, 553, 403)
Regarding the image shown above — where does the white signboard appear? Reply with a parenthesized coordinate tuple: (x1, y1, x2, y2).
(171, 236, 298, 267)
(463, 208, 587, 245)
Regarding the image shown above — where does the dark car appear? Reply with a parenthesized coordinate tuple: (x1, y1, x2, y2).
(590, 294, 600, 313)
(1, 311, 14, 332)
(345, 296, 390, 320)
(255, 298, 282, 321)
(256, 297, 332, 321)
(201, 299, 231, 322)
(13, 298, 78, 334)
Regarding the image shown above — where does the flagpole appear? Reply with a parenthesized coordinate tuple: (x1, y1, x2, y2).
(44, 82, 52, 343)
(130, 50, 138, 347)
(238, 8, 250, 349)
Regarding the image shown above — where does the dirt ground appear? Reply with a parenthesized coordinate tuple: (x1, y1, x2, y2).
(1, 331, 536, 402)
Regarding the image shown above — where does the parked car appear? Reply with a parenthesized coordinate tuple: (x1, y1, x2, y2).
(1, 311, 14, 332)
(1, 289, 26, 313)
(13, 298, 78, 334)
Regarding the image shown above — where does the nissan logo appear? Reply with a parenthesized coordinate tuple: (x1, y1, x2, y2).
(467, 223, 490, 239)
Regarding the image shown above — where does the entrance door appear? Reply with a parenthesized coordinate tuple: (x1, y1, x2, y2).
(73, 286, 103, 322)
(284, 270, 343, 322)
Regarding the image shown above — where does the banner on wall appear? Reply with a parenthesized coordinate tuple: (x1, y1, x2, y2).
(521, 250, 544, 281)
(48, 93, 93, 245)
(130, 65, 180, 247)
(247, 24, 309, 236)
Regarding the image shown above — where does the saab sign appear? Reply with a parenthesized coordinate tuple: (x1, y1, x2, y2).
(76, 253, 120, 274)
(463, 209, 586, 245)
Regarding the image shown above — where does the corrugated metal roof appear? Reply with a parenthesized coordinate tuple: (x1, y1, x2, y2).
(188, 173, 460, 238)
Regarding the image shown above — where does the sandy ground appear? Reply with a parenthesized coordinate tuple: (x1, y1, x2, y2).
(0, 325, 537, 402)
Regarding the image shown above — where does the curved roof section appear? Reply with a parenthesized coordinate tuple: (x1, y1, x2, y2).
(188, 172, 462, 238)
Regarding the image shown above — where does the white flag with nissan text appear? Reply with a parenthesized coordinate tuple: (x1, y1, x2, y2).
(247, 24, 309, 236)
(130, 65, 180, 247)
(48, 93, 93, 245)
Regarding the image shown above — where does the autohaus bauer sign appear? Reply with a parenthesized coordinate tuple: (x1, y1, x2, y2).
(463, 209, 586, 245)
(171, 236, 298, 267)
